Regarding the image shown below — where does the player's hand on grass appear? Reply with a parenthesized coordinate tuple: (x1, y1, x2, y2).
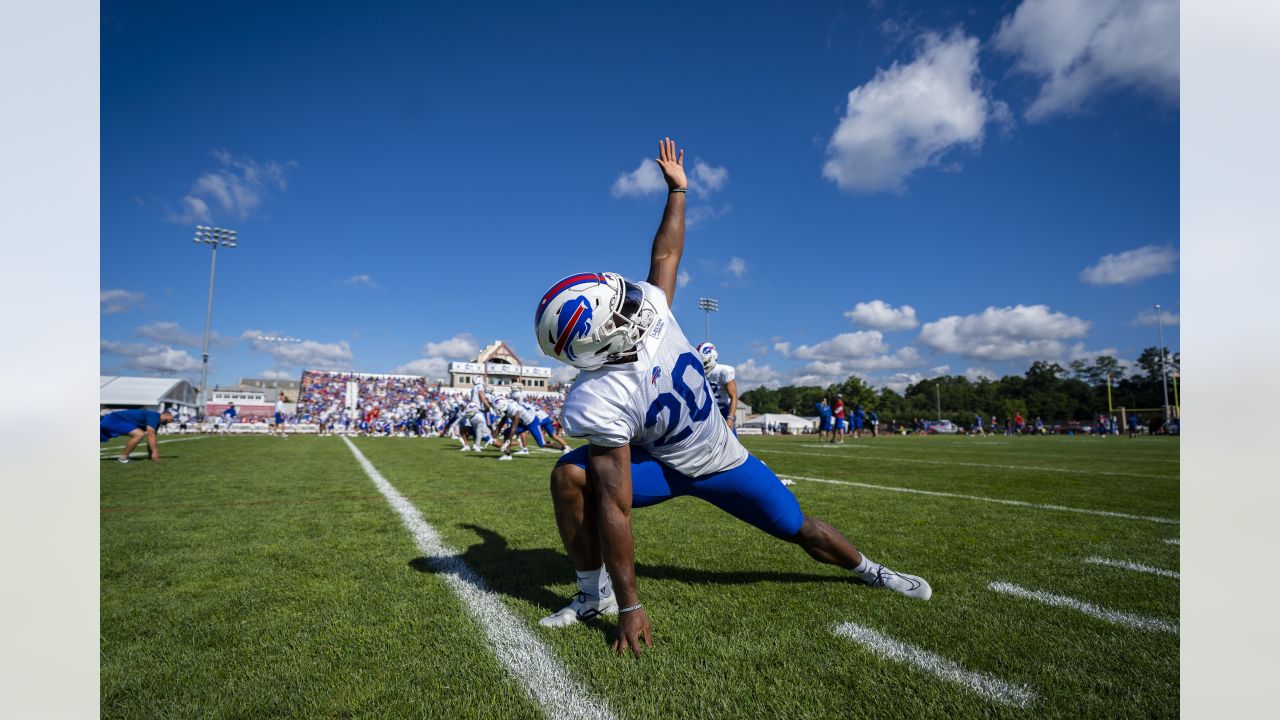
(150, 454, 160, 462)
(657, 137, 686, 191)
(612, 607, 652, 658)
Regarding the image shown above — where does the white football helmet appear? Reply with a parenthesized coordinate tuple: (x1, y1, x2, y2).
(535, 272, 657, 370)
(696, 342, 718, 371)
(491, 397, 510, 415)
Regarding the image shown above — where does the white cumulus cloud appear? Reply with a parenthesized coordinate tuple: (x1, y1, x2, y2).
(100, 340, 201, 374)
(994, 0, 1179, 120)
(101, 289, 145, 314)
(394, 357, 450, 378)
(677, 270, 692, 288)
(136, 321, 201, 347)
(844, 300, 919, 331)
(918, 305, 1092, 361)
(611, 157, 729, 199)
(823, 30, 1000, 193)
(344, 274, 377, 287)
(725, 257, 748, 279)
(1080, 245, 1178, 285)
(423, 333, 479, 358)
(610, 159, 668, 198)
(690, 159, 729, 198)
(734, 358, 783, 390)
(244, 331, 353, 370)
(169, 150, 290, 223)
(1132, 308, 1178, 326)
(787, 331, 889, 360)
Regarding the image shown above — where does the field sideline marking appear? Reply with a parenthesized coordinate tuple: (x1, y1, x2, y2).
(1084, 557, 1179, 579)
(988, 581, 1178, 634)
(341, 437, 614, 720)
(779, 474, 1179, 525)
(833, 623, 1038, 708)
(100, 435, 212, 456)
(756, 448, 1173, 480)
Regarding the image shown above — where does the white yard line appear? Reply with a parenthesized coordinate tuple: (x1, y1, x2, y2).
(341, 437, 614, 720)
(779, 474, 1179, 525)
(756, 448, 1173, 480)
(988, 581, 1178, 634)
(1084, 557, 1179, 579)
(100, 435, 212, 454)
(833, 623, 1038, 708)
(1164, 538, 1180, 545)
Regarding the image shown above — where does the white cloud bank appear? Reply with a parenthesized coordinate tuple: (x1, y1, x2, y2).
(244, 331, 353, 370)
(918, 305, 1091, 361)
(994, 0, 1178, 120)
(101, 289, 144, 314)
(101, 340, 201, 374)
(1080, 245, 1178, 285)
(823, 31, 1004, 193)
(169, 150, 291, 223)
(844, 300, 919, 331)
(611, 158, 729, 199)
(1132, 308, 1178, 326)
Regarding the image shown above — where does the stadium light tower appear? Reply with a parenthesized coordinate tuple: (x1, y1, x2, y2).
(193, 225, 237, 414)
(1154, 303, 1171, 427)
(697, 297, 719, 341)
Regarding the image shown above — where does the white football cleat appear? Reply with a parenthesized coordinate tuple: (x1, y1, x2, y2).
(779, 478, 795, 486)
(560, 446, 572, 454)
(870, 567, 932, 601)
(516, 448, 530, 455)
(116, 456, 130, 464)
(538, 591, 618, 628)
(472, 444, 482, 452)
(497, 455, 513, 461)
(500, 441, 510, 453)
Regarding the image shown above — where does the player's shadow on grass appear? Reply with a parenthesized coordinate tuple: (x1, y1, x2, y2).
(408, 524, 841, 618)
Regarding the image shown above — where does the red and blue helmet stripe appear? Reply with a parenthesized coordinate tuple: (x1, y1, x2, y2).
(534, 273, 607, 326)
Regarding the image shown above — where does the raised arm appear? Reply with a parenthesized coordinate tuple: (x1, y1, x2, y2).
(646, 137, 688, 306)
(587, 443, 652, 658)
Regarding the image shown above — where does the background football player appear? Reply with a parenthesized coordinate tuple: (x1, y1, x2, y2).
(696, 342, 738, 434)
(534, 137, 931, 659)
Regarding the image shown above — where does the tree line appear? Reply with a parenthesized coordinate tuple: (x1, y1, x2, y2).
(740, 348, 1179, 428)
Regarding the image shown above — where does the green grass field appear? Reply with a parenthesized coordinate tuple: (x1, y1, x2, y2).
(100, 433, 1179, 719)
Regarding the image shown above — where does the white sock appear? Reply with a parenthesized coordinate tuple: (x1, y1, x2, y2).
(854, 554, 883, 583)
(576, 565, 611, 601)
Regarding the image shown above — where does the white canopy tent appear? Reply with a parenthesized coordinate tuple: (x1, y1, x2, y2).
(100, 376, 199, 416)
(741, 413, 816, 434)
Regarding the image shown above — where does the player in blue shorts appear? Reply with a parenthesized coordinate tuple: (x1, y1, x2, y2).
(532, 138, 931, 658)
(100, 408, 172, 463)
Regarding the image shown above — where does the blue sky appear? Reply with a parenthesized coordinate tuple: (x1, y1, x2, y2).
(100, 0, 1179, 392)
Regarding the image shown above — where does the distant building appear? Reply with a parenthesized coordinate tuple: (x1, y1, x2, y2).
(207, 382, 297, 417)
(448, 340, 553, 390)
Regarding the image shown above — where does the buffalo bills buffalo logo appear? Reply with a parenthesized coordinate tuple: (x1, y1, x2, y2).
(553, 295, 594, 360)
(650, 366, 662, 386)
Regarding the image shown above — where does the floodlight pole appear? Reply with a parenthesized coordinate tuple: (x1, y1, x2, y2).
(698, 297, 719, 342)
(1154, 303, 1171, 427)
(193, 226, 238, 415)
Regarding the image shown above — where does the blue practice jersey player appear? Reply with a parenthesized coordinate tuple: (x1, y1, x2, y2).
(533, 138, 930, 658)
(100, 408, 172, 463)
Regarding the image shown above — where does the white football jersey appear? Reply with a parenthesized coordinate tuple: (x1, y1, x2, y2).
(562, 281, 748, 477)
(470, 382, 486, 406)
(705, 364, 736, 410)
(502, 400, 536, 425)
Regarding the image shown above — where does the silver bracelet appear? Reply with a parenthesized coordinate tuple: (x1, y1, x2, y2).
(669, 188, 686, 194)
(619, 603, 643, 614)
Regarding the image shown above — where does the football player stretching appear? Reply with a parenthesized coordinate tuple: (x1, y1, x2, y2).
(534, 137, 931, 658)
